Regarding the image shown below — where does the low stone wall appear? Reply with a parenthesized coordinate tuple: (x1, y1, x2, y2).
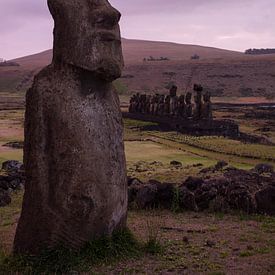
(123, 112, 239, 138)
(128, 163, 275, 216)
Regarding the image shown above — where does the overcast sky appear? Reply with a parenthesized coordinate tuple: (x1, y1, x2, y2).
(1, 0, 275, 60)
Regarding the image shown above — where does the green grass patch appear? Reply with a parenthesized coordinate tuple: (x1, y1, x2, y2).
(113, 80, 128, 95)
(125, 141, 214, 166)
(0, 150, 23, 166)
(144, 239, 163, 255)
(124, 118, 159, 128)
(151, 132, 275, 162)
(239, 250, 254, 257)
(0, 191, 23, 229)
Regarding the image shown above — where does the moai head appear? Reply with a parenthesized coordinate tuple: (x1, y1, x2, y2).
(48, 0, 124, 82)
(193, 84, 203, 103)
(193, 84, 203, 93)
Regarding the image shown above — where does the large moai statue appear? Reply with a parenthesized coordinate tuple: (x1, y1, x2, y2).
(14, 0, 128, 255)
(149, 95, 155, 114)
(185, 92, 193, 118)
(202, 91, 213, 120)
(193, 84, 203, 120)
(178, 94, 186, 118)
(164, 95, 170, 115)
(169, 85, 178, 116)
(129, 95, 135, 113)
(158, 95, 165, 116)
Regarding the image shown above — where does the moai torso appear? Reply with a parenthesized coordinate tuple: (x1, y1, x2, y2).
(146, 95, 151, 114)
(158, 95, 165, 116)
(202, 91, 213, 120)
(169, 85, 178, 116)
(164, 95, 170, 115)
(193, 84, 203, 120)
(185, 92, 193, 118)
(178, 95, 186, 118)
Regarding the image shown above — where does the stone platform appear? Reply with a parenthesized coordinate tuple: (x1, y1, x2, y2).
(123, 112, 240, 138)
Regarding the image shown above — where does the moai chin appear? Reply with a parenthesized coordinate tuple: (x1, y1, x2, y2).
(14, 0, 127, 255)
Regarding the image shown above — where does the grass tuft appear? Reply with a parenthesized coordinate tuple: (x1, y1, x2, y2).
(0, 228, 141, 274)
(144, 239, 163, 255)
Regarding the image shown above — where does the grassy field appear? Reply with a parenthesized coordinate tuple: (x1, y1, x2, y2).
(0, 110, 24, 165)
(0, 110, 274, 171)
(0, 107, 275, 273)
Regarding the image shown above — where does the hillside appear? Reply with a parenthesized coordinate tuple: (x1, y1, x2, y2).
(1, 38, 275, 98)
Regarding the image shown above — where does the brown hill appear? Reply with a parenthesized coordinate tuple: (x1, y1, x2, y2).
(1, 38, 275, 98)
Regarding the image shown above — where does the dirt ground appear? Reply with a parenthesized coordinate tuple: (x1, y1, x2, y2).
(1, 188, 275, 273)
(1, 192, 274, 274)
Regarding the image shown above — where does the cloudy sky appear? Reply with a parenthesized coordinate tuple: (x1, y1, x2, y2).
(1, 0, 275, 60)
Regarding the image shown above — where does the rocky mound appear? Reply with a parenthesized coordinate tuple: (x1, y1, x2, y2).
(128, 163, 275, 216)
(1, 159, 274, 216)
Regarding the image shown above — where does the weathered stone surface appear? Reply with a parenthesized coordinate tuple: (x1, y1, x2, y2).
(178, 186, 198, 211)
(184, 177, 203, 191)
(14, 0, 127, 255)
(136, 184, 158, 209)
(154, 182, 175, 209)
(255, 186, 275, 215)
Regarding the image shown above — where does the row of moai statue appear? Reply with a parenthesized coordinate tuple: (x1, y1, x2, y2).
(129, 84, 213, 120)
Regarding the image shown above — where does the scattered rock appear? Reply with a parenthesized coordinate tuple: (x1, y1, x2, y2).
(127, 177, 143, 187)
(0, 175, 24, 191)
(184, 177, 203, 191)
(254, 163, 274, 174)
(226, 186, 256, 214)
(182, 236, 189, 244)
(128, 181, 143, 205)
(170, 160, 183, 167)
(192, 163, 203, 168)
(215, 160, 228, 170)
(205, 240, 216, 247)
(2, 160, 23, 172)
(3, 141, 24, 149)
(136, 184, 158, 209)
(199, 167, 214, 174)
(178, 186, 198, 211)
(154, 182, 175, 209)
(128, 166, 275, 215)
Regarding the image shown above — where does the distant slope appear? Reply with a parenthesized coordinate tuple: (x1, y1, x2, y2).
(10, 38, 244, 67)
(122, 38, 244, 64)
(0, 38, 275, 98)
